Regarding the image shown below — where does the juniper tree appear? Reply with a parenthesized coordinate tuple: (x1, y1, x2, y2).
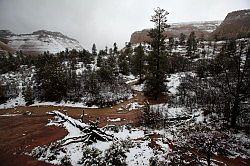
(144, 7, 169, 100)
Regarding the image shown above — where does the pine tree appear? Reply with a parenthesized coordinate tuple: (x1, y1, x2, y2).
(109, 48, 113, 56)
(118, 50, 130, 75)
(131, 43, 145, 81)
(97, 54, 103, 67)
(168, 36, 174, 54)
(92, 43, 97, 56)
(35, 56, 67, 102)
(105, 46, 108, 55)
(113, 42, 118, 55)
(179, 33, 186, 45)
(23, 85, 35, 105)
(145, 7, 169, 100)
(186, 31, 197, 56)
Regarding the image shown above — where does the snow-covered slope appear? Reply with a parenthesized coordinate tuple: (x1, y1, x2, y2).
(0, 30, 83, 55)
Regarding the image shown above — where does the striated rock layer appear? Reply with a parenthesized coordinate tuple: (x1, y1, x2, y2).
(0, 30, 83, 55)
(130, 21, 221, 44)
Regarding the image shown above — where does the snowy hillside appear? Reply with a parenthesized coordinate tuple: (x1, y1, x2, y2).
(0, 30, 83, 55)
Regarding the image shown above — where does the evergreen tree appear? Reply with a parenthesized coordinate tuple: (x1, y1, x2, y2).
(35, 56, 67, 102)
(0, 83, 7, 104)
(124, 42, 133, 67)
(97, 54, 103, 67)
(84, 70, 100, 97)
(118, 50, 130, 75)
(80, 49, 94, 64)
(113, 42, 118, 55)
(98, 50, 107, 56)
(168, 36, 174, 54)
(109, 48, 113, 56)
(23, 84, 35, 105)
(186, 31, 197, 56)
(179, 33, 186, 45)
(105, 46, 108, 54)
(145, 7, 169, 100)
(92, 43, 97, 56)
(131, 43, 145, 81)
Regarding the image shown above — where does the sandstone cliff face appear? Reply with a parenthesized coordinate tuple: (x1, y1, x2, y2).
(211, 9, 250, 40)
(130, 21, 221, 44)
(0, 30, 83, 55)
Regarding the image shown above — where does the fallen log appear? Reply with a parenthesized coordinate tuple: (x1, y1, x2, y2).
(49, 111, 114, 145)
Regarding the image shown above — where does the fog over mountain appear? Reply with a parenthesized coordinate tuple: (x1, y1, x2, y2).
(0, 0, 249, 50)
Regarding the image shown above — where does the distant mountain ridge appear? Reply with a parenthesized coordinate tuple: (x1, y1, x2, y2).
(130, 9, 250, 44)
(0, 30, 83, 55)
(130, 20, 221, 44)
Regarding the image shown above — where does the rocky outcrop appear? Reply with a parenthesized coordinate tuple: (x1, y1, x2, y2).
(0, 30, 83, 55)
(211, 9, 250, 40)
(130, 21, 221, 44)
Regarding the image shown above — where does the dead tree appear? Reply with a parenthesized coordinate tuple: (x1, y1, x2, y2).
(48, 111, 113, 146)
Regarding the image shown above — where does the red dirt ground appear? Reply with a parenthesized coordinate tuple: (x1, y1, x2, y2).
(0, 91, 249, 166)
(0, 115, 67, 166)
(0, 91, 146, 166)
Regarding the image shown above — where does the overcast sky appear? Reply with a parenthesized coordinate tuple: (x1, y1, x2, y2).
(0, 0, 249, 50)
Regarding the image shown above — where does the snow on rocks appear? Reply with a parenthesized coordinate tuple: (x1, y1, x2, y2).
(107, 118, 121, 122)
(0, 113, 22, 117)
(131, 83, 145, 92)
(126, 102, 144, 111)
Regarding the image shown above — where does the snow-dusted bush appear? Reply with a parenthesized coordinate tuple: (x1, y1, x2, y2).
(105, 140, 132, 166)
(31, 146, 47, 159)
(60, 155, 72, 166)
(31, 141, 63, 162)
(78, 146, 104, 166)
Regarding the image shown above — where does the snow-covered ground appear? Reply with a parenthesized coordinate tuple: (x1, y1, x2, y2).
(0, 93, 26, 109)
(166, 72, 195, 95)
(31, 111, 172, 166)
(30, 103, 250, 166)
(131, 83, 145, 92)
(31, 101, 99, 109)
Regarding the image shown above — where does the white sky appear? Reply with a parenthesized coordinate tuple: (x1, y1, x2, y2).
(0, 0, 249, 50)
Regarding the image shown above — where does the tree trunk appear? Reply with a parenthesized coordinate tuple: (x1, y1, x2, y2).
(231, 98, 240, 128)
